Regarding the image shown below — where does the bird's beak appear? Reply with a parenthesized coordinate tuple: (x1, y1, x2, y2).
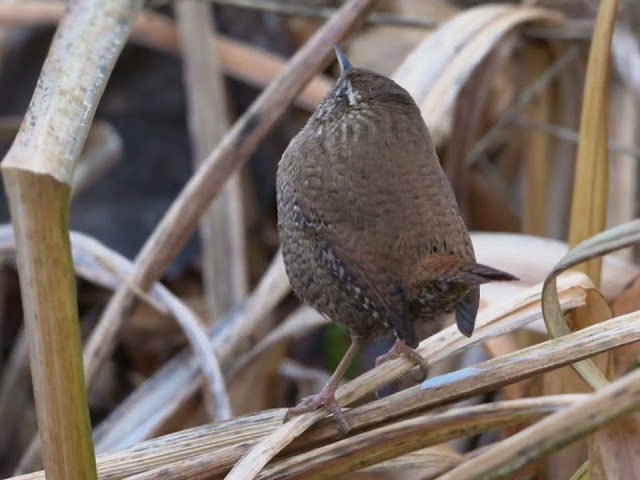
(333, 44, 352, 75)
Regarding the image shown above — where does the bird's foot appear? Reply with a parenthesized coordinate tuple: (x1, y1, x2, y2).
(375, 339, 429, 382)
(284, 387, 351, 438)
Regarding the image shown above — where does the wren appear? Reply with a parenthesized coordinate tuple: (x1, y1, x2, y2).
(276, 45, 518, 437)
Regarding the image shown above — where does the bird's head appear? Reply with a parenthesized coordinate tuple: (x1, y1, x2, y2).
(313, 44, 415, 121)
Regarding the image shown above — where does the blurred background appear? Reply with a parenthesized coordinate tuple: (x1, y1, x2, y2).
(0, 1, 639, 479)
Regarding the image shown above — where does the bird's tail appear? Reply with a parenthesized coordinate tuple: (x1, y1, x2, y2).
(406, 254, 518, 338)
(413, 254, 519, 285)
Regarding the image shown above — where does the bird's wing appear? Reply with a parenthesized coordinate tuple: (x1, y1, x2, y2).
(294, 196, 418, 347)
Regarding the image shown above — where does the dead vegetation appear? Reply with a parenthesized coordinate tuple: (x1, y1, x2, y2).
(0, 0, 640, 479)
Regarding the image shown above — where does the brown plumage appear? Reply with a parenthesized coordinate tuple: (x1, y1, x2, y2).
(276, 45, 517, 437)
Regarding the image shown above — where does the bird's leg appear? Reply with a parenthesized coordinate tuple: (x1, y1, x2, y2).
(375, 338, 429, 381)
(284, 339, 361, 438)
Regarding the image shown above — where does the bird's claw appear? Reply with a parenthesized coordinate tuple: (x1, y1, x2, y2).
(284, 390, 351, 439)
(375, 339, 429, 383)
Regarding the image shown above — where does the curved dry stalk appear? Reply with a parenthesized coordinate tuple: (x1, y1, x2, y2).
(70, 236, 232, 421)
(0, 1, 142, 478)
(92, 251, 289, 454)
(543, 219, 640, 390)
(0, 224, 232, 422)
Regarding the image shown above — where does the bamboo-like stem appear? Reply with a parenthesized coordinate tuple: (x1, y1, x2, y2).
(567, 0, 618, 282)
(523, 44, 552, 236)
(176, 1, 247, 326)
(0, 1, 142, 478)
(540, 2, 618, 475)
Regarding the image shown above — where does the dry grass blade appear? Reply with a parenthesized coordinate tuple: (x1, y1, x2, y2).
(567, 0, 618, 281)
(360, 446, 463, 475)
(176, 0, 247, 328)
(0, 1, 142, 478)
(257, 398, 585, 480)
(438, 354, 640, 480)
(543, 219, 640, 390)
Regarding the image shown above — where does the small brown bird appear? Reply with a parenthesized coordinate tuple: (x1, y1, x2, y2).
(276, 45, 517, 437)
